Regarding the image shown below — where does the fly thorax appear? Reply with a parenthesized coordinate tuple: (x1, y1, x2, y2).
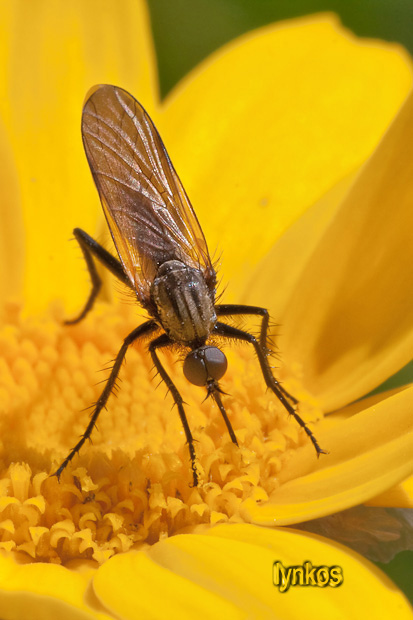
(151, 260, 216, 344)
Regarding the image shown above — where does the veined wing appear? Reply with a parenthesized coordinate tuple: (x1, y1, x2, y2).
(81, 84, 216, 302)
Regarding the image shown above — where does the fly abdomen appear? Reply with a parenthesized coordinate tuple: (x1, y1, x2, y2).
(151, 260, 216, 344)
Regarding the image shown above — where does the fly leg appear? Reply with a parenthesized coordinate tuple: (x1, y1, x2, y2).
(66, 228, 132, 324)
(206, 381, 238, 446)
(216, 303, 297, 404)
(149, 334, 200, 486)
(214, 321, 326, 457)
(52, 319, 158, 479)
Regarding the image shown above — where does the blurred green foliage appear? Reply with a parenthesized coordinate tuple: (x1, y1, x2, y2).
(147, 0, 413, 97)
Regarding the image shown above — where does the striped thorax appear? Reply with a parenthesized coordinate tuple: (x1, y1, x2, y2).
(151, 260, 217, 345)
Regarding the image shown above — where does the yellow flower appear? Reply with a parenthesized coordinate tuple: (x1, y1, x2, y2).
(0, 0, 412, 616)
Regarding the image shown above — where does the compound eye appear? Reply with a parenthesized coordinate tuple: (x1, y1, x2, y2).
(203, 346, 227, 381)
(183, 346, 227, 386)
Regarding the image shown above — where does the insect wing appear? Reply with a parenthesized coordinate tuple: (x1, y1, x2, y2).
(81, 85, 215, 301)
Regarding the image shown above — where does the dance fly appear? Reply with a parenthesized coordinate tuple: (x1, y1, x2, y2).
(54, 85, 324, 485)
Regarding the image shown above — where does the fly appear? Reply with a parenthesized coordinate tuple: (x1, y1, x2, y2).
(54, 85, 325, 485)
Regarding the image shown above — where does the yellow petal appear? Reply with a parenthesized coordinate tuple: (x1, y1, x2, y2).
(242, 171, 356, 332)
(0, 554, 109, 619)
(246, 385, 413, 525)
(93, 524, 412, 618)
(278, 89, 413, 409)
(0, 0, 157, 312)
(160, 15, 412, 296)
(94, 544, 240, 619)
(366, 475, 413, 508)
(0, 118, 24, 299)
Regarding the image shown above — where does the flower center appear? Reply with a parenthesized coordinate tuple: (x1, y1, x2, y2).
(0, 300, 323, 563)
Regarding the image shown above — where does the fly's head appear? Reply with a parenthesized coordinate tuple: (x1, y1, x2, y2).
(183, 345, 227, 388)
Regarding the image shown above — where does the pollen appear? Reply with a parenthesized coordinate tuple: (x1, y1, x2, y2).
(0, 300, 323, 564)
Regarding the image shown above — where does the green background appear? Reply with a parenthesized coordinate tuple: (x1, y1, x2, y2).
(147, 0, 413, 604)
(148, 0, 413, 98)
